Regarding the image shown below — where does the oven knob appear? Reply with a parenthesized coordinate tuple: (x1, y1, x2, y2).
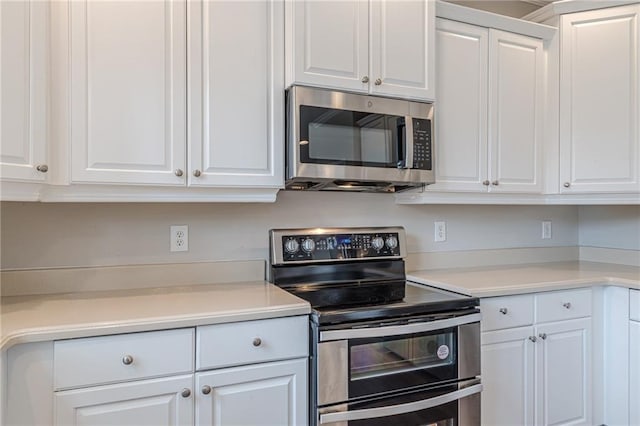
(301, 238, 316, 253)
(284, 239, 299, 254)
(385, 236, 398, 249)
(371, 237, 384, 250)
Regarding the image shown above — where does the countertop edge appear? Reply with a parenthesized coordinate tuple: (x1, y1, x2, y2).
(407, 274, 640, 298)
(1, 303, 311, 352)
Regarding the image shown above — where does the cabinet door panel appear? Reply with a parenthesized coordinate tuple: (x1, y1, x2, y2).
(189, 0, 283, 187)
(630, 321, 640, 425)
(481, 327, 535, 426)
(537, 318, 592, 426)
(489, 30, 543, 193)
(70, 0, 186, 185)
(0, 0, 47, 182)
(560, 5, 640, 193)
(371, 0, 434, 100)
(55, 375, 193, 426)
(289, 0, 368, 92)
(196, 358, 308, 426)
(429, 19, 488, 192)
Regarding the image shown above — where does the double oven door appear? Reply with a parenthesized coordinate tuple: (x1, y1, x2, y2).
(314, 312, 481, 425)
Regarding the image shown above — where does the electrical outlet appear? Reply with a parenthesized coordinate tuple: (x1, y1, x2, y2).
(434, 221, 447, 242)
(170, 225, 189, 252)
(542, 220, 552, 239)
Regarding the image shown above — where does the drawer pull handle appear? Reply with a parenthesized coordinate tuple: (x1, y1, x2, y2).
(122, 355, 134, 365)
(253, 337, 262, 347)
(499, 308, 508, 315)
(529, 336, 537, 342)
(181, 388, 191, 398)
(539, 333, 547, 340)
(36, 164, 48, 173)
(563, 302, 571, 309)
(202, 385, 212, 395)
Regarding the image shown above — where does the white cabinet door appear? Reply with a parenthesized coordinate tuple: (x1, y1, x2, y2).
(536, 318, 592, 426)
(630, 321, 640, 425)
(0, 0, 48, 183)
(370, 0, 435, 100)
(481, 326, 536, 426)
(196, 358, 308, 426)
(489, 30, 543, 193)
(188, 0, 284, 188)
(55, 375, 194, 426)
(560, 4, 640, 193)
(288, 0, 369, 93)
(69, 0, 186, 185)
(430, 19, 488, 192)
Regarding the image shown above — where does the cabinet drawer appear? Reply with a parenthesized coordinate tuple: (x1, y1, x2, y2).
(481, 295, 534, 331)
(535, 288, 592, 323)
(197, 315, 308, 370)
(54, 328, 194, 390)
(631, 289, 640, 321)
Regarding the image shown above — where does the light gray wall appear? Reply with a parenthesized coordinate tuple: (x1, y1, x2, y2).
(1, 192, 579, 270)
(578, 205, 640, 250)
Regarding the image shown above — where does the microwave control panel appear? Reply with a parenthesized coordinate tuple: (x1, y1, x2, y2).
(412, 118, 432, 170)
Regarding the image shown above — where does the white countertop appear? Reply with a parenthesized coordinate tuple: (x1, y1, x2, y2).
(1, 281, 310, 351)
(408, 261, 640, 298)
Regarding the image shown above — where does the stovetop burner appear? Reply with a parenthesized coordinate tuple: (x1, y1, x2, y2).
(269, 227, 478, 325)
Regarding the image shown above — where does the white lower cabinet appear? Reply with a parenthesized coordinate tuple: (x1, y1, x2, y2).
(630, 320, 640, 425)
(55, 375, 194, 425)
(196, 358, 307, 426)
(481, 289, 592, 426)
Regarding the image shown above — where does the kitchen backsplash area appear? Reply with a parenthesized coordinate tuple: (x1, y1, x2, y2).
(0, 191, 587, 270)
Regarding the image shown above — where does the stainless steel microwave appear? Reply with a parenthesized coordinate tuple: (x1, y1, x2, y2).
(285, 86, 434, 193)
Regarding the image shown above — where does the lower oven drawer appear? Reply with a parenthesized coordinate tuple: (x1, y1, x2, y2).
(318, 379, 482, 426)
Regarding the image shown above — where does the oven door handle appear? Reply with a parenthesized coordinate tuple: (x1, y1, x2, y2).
(319, 382, 483, 424)
(319, 313, 480, 342)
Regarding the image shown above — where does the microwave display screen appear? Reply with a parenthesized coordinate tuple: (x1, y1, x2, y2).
(299, 106, 404, 168)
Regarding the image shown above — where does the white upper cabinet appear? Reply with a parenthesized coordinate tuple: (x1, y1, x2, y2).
(430, 19, 543, 194)
(287, 0, 435, 101)
(69, 0, 186, 185)
(559, 4, 640, 193)
(188, 0, 284, 188)
(0, 0, 48, 186)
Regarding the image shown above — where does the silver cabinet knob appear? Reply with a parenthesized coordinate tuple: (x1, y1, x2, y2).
(482, 180, 490, 186)
(563, 182, 571, 188)
(374, 78, 382, 86)
(563, 302, 571, 309)
(181, 388, 191, 398)
(174, 169, 184, 177)
(253, 337, 262, 347)
(491, 180, 499, 186)
(529, 336, 537, 342)
(499, 308, 508, 315)
(539, 333, 547, 340)
(122, 355, 134, 365)
(193, 169, 202, 177)
(201, 385, 212, 395)
(36, 164, 48, 173)
(361, 76, 369, 83)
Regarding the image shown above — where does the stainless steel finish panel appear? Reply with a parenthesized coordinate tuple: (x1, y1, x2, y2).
(320, 313, 481, 342)
(318, 380, 483, 424)
(317, 340, 349, 406)
(286, 86, 435, 188)
(404, 116, 414, 169)
(270, 226, 407, 265)
(457, 322, 481, 380)
(458, 385, 481, 425)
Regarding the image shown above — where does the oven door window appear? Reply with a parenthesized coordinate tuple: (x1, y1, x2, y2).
(299, 106, 404, 168)
(348, 327, 457, 398)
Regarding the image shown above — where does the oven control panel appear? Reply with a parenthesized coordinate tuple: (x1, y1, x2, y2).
(271, 228, 404, 264)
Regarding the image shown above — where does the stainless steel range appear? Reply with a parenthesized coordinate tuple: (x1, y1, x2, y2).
(269, 227, 482, 426)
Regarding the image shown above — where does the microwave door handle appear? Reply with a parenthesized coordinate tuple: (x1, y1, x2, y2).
(402, 116, 414, 169)
(319, 382, 483, 424)
(320, 312, 481, 342)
